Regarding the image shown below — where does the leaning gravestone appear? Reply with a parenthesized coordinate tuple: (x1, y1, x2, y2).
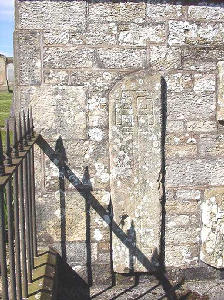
(0, 55, 7, 91)
(109, 71, 162, 273)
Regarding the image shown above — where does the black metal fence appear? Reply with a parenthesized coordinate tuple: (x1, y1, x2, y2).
(0, 109, 38, 299)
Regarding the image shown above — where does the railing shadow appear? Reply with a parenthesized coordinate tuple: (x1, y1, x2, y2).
(37, 134, 179, 300)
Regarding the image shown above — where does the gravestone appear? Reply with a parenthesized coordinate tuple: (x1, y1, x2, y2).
(0, 55, 7, 91)
(109, 71, 162, 273)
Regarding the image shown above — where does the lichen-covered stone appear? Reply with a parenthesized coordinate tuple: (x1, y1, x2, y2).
(146, 0, 183, 21)
(217, 61, 224, 121)
(149, 46, 181, 70)
(14, 31, 41, 85)
(201, 187, 224, 268)
(109, 71, 162, 272)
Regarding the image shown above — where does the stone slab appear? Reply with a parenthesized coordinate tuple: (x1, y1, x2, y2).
(109, 71, 162, 273)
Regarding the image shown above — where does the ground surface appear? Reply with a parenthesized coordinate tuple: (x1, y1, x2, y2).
(90, 280, 224, 300)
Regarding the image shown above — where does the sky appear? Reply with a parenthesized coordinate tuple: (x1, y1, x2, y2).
(0, 0, 14, 57)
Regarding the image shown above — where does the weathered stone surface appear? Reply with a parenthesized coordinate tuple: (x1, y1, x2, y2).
(14, 31, 41, 85)
(167, 91, 216, 121)
(166, 159, 224, 187)
(118, 23, 166, 46)
(217, 61, 224, 121)
(87, 23, 117, 46)
(88, 1, 146, 23)
(166, 133, 198, 159)
(186, 121, 216, 133)
(165, 244, 199, 268)
(147, 0, 183, 21)
(97, 48, 147, 69)
(198, 134, 224, 157)
(201, 187, 224, 268)
(16, 0, 86, 29)
(169, 21, 224, 46)
(149, 46, 181, 70)
(43, 47, 95, 69)
(109, 71, 162, 273)
(43, 69, 69, 85)
(188, 4, 224, 21)
(16, 85, 87, 140)
(165, 73, 194, 92)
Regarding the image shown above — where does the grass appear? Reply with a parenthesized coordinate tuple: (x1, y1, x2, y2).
(0, 91, 12, 128)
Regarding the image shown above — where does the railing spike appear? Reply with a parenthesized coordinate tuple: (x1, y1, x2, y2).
(23, 110, 28, 147)
(0, 130, 5, 175)
(12, 118, 19, 158)
(18, 112, 23, 151)
(5, 119, 12, 166)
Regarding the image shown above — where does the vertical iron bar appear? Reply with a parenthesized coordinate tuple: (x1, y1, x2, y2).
(13, 168, 22, 300)
(5, 119, 12, 166)
(23, 111, 33, 278)
(27, 110, 34, 263)
(0, 188, 9, 300)
(0, 131, 9, 299)
(12, 118, 22, 299)
(18, 117, 28, 297)
(6, 179, 17, 300)
(23, 154, 32, 282)
(27, 150, 34, 269)
(30, 145, 37, 257)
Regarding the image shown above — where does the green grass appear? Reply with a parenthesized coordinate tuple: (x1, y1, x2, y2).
(0, 91, 12, 129)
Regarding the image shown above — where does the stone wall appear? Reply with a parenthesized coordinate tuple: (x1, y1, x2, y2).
(14, 0, 224, 284)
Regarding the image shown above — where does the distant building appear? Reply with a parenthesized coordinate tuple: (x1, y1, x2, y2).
(0, 54, 14, 91)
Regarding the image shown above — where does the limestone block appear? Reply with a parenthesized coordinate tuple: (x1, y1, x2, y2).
(43, 69, 69, 85)
(188, 5, 224, 21)
(166, 159, 224, 187)
(182, 47, 221, 71)
(43, 31, 70, 45)
(166, 133, 197, 159)
(109, 71, 162, 272)
(186, 121, 216, 133)
(198, 134, 224, 157)
(17, 85, 87, 140)
(166, 227, 200, 245)
(201, 187, 224, 268)
(86, 23, 117, 46)
(169, 21, 224, 46)
(70, 70, 123, 93)
(167, 91, 216, 121)
(14, 31, 41, 85)
(165, 73, 194, 92)
(146, 0, 183, 21)
(217, 61, 224, 121)
(194, 74, 216, 93)
(43, 47, 95, 69)
(166, 120, 184, 133)
(36, 191, 87, 242)
(118, 23, 166, 46)
(165, 244, 199, 268)
(149, 46, 181, 70)
(176, 189, 201, 201)
(88, 1, 146, 23)
(16, 0, 86, 30)
(97, 48, 147, 69)
(166, 200, 199, 215)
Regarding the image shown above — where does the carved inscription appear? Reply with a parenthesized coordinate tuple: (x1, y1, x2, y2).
(109, 72, 162, 273)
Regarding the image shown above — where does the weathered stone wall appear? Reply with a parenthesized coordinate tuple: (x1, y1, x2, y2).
(14, 0, 224, 283)
(0, 54, 7, 91)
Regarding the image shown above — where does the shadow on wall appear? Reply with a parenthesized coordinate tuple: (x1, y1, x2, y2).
(35, 77, 186, 300)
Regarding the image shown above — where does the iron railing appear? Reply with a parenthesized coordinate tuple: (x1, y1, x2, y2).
(0, 109, 38, 299)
